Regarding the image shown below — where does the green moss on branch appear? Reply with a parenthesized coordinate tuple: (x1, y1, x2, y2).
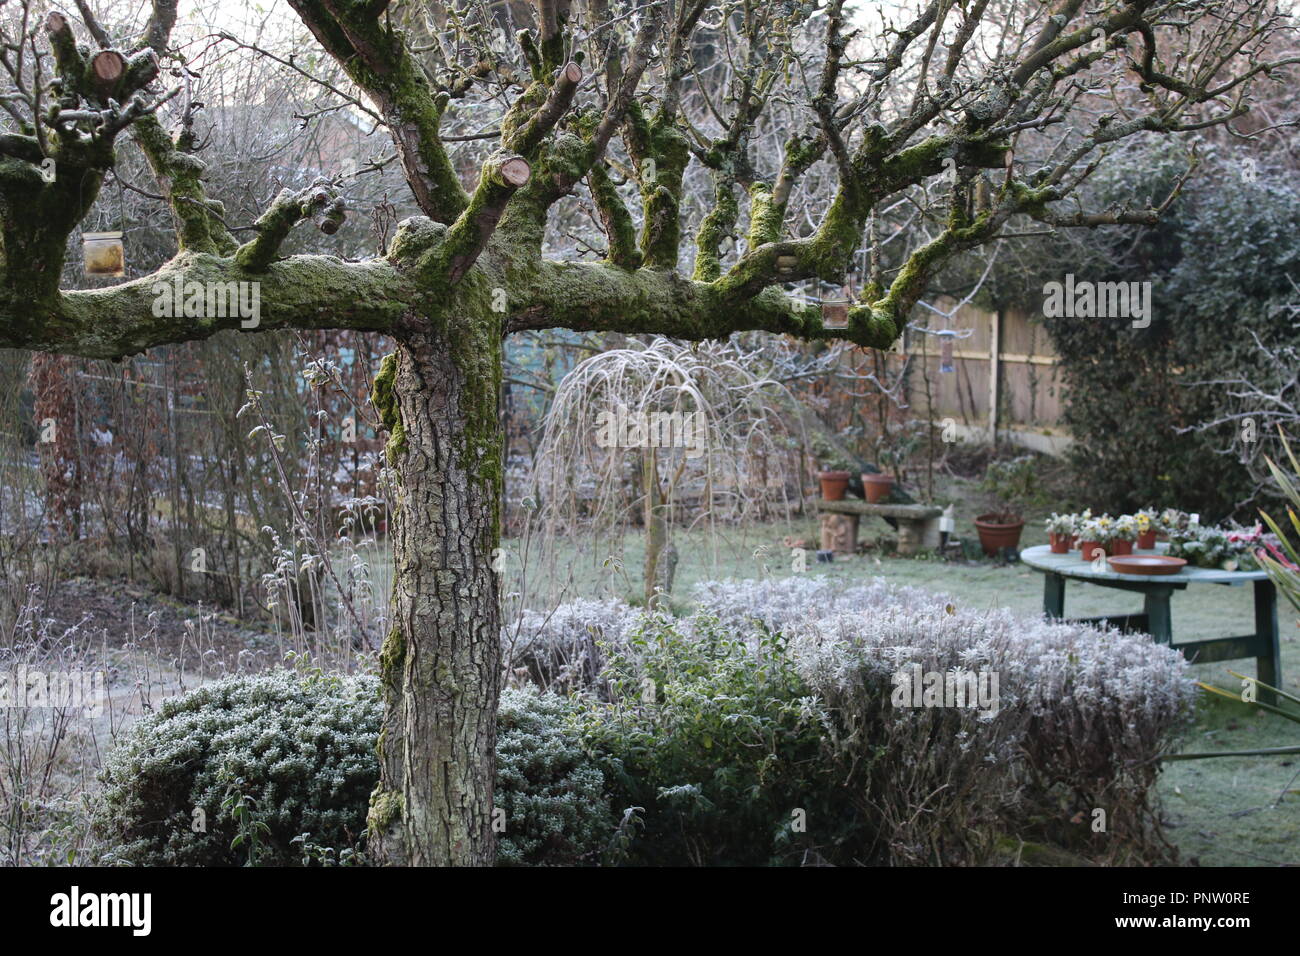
(588, 162, 642, 270)
(694, 180, 738, 282)
(372, 352, 408, 467)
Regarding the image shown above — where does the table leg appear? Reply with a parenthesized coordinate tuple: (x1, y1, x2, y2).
(1254, 579, 1281, 707)
(1143, 587, 1173, 644)
(1043, 572, 1065, 620)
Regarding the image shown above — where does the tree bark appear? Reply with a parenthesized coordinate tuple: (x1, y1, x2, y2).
(642, 446, 667, 609)
(367, 315, 504, 866)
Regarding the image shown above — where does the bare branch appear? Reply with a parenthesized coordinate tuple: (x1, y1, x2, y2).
(235, 179, 348, 272)
(437, 153, 532, 285)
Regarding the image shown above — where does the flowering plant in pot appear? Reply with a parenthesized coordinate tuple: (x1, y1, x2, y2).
(1072, 507, 1094, 548)
(973, 456, 1045, 557)
(1158, 508, 1192, 538)
(1110, 514, 1138, 555)
(1045, 513, 1076, 553)
(1076, 516, 1112, 563)
(1169, 522, 1280, 572)
(1135, 509, 1158, 549)
(1168, 525, 1234, 569)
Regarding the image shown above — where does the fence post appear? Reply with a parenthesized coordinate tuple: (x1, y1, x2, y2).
(987, 308, 1001, 444)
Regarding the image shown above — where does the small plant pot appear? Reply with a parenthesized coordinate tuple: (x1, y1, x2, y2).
(1077, 540, 1106, 562)
(861, 472, 894, 504)
(974, 513, 1024, 557)
(1110, 539, 1134, 556)
(1048, 532, 1070, 554)
(818, 470, 851, 501)
(1137, 530, 1157, 550)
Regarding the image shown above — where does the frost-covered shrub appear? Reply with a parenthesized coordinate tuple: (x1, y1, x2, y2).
(504, 598, 640, 695)
(575, 615, 842, 866)
(96, 674, 614, 866)
(691, 576, 940, 636)
(786, 590, 1196, 860)
(788, 603, 1029, 865)
(495, 687, 613, 865)
(95, 671, 381, 866)
(1011, 611, 1197, 845)
(691, 577, 1196, 861)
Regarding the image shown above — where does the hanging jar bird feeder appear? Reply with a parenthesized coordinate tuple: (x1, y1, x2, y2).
(82, 231, 125, 276)
(820, 283, 851, 330)
(83, 172, 127, 277)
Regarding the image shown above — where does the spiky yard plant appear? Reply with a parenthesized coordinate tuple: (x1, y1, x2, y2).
(1258, 433, 1300, 612)
(1181, 434, 1300, 760)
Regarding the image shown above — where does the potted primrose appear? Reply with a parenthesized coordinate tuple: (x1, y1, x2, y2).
(1110, 514, 1138, 555)
(1135, 508, 1159, 550)
(1075, 516, 1108, 563)
(1045, 513, 1076, 553)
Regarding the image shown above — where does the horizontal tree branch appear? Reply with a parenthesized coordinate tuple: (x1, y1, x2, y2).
(509, 259, 901, 351)
(1, 252, 408, 359)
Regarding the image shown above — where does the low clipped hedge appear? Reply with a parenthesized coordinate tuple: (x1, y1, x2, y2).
(94, 672, 611, 866)
(97, 577, 1198, 866)
(95, 671, 379, 866)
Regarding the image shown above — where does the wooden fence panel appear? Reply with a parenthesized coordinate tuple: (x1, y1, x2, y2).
(897, 302, 1071, 452)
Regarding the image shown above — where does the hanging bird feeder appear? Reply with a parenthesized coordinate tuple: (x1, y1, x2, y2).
(83, 172, 128, 277)
(821, 284, 851, 330)
(82, 231, 125, 277)
(938, 329, 956, 372)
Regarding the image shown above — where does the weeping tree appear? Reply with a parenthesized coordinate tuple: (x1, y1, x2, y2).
(530, 336, 802, 607)
(0, 0, 1292, 864)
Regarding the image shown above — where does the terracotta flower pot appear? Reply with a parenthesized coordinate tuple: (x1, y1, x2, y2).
(1077, 540, 1107, 562)
(1111, 539, 1133, 556)
(1049, 532, 1070, 554)
(818, 470, 851, 501)
(974, 513, 1025, 557)
(1137, 530, 1157, 550)
(861, 472, 895, 504)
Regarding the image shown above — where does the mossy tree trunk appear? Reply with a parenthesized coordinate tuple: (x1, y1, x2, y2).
(368, 320, 504, 866)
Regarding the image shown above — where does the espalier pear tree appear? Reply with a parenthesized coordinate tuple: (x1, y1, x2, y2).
(0, 0, 1291, 864)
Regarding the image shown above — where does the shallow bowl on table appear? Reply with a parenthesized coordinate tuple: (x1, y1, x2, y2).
(1106, 554, 1187, 576)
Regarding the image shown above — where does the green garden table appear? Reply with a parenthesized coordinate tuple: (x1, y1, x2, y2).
(1020, 544, 1281, 703)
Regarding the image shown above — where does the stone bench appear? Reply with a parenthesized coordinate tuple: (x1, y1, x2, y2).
(816, 499, 944, 557)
